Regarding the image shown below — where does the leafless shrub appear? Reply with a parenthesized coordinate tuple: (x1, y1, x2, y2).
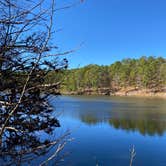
(0, 0, 83, 165)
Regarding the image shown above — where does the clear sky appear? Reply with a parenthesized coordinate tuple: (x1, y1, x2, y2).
(55, 0, 166, 68)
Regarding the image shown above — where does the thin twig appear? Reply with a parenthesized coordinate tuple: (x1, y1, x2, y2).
(130, 145, 136, 166)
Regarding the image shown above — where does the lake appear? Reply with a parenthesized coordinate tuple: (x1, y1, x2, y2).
(49, 95, 166, 166)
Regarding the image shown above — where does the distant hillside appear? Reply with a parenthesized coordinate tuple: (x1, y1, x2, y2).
(45, 56, 166, 97)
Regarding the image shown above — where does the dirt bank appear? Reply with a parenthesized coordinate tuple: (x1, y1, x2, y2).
(61, 87, 166, 99)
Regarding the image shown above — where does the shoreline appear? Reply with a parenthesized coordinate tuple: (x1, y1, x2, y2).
(60, 88, 166, 99)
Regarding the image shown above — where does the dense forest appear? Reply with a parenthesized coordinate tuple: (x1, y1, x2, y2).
(45, 56, 166, 95)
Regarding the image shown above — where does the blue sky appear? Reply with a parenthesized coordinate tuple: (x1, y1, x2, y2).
(54, 0, 166, 68)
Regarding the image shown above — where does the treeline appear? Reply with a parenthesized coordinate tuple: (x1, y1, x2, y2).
(45, 56, 166, 93)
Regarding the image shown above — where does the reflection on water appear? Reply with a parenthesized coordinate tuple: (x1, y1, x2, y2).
(79, 113, 166, 137)
(109, 119, 166, 136)
(52, 95, 166, 136)
(49, 95, 166, 166)
(81, 115, 166, 136)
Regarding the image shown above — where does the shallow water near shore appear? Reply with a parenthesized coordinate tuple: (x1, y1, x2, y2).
(46, 95, 166, 166)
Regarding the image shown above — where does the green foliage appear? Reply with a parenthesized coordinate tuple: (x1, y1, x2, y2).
(45, 56, 166, 92)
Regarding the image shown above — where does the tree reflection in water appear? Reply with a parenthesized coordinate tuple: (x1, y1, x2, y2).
(109, 119, 166, 136)
(80, 114, 166, 136)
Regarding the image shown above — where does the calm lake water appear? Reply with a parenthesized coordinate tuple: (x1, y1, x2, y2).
(49, 95, 166, 166)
